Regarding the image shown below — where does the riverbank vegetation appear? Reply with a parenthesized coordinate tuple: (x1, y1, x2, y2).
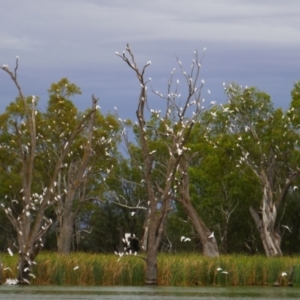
(1, 46, 300, 284)
(1, 252, 300, 286)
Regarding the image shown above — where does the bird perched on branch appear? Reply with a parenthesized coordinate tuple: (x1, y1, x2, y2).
(123, 233, 140, 253)
(208, 232, 214, 239)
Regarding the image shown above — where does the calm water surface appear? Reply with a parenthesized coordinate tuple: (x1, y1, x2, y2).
(0, 285, 299, 300)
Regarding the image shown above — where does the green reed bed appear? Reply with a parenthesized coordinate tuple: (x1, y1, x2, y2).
(1, 252, 300, 286)
(32, 252, 145, 285)
(156, 254, 299, 286)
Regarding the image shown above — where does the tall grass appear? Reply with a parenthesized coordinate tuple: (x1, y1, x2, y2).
(1, 252, 300, 286)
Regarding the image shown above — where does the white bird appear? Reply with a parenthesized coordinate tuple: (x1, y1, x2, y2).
(177, 149, 183, 156)
(180, 236, 186, 242)
(221, 271, 229, 275)
(217, 267, 222, 272)
(5, 278, 18, 285)
(281, 225, 292, 233)
(208, 232, 214, 239)
(281, 272, 287, 277)
(7, 248, 13, 256)
(124, 233, 131, 243)
(131, 211, 136, 217)
(73, 266, 79, 270)
(23, 278, 30, 285)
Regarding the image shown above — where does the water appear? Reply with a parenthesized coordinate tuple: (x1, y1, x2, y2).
(0, 286, 299, 300)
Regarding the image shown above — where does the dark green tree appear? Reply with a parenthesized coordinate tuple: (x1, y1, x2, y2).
(219, 84, 300, 256)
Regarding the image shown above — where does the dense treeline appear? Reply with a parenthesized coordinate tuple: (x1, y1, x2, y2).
(0, 48, 300, 284)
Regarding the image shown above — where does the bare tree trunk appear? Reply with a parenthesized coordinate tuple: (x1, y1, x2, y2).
(143, 192, 171, 284)
(145, 219, 160, 284)
(220, 221, 229, 254)
(17, 253, 31, 284)
(181, 198, 219, 257)
(177, 158, 219, 257)
(57, 217, 74, 253)
(140, 210, 150, 251)
(248, 169, 294, 257)
(250, 207, 281, 256)
(145, 245, 158, 285)
(56, 182, 76, 253)
(17, 244, 41, 284)
(250, 184, 282, 256)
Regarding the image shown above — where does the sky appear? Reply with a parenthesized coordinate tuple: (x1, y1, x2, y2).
(1, 0, 300, 120)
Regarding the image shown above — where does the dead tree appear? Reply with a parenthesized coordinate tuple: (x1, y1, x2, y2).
(116, 44, 218, 283)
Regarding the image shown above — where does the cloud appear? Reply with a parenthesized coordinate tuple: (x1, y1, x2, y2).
(2, 1, 300, 55)
(0, 0, 299, 114)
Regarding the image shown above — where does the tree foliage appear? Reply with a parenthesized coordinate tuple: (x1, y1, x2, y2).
(0, 53, 300, 286)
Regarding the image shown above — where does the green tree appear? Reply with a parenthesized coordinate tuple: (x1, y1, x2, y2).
(188, 116, 261, 253)
(219, 83, 300, 256)
(39, 78, 120, 254)
(0, 60, 99, 283)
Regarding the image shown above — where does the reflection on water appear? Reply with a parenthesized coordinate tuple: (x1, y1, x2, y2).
(0, 285, 299, 300)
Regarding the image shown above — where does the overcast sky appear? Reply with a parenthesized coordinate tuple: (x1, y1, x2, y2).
(1, 0, 300, 119)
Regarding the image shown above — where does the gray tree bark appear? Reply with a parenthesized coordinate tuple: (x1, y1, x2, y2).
(249, 169, 299, 256)
(177, 158, 219, 257)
